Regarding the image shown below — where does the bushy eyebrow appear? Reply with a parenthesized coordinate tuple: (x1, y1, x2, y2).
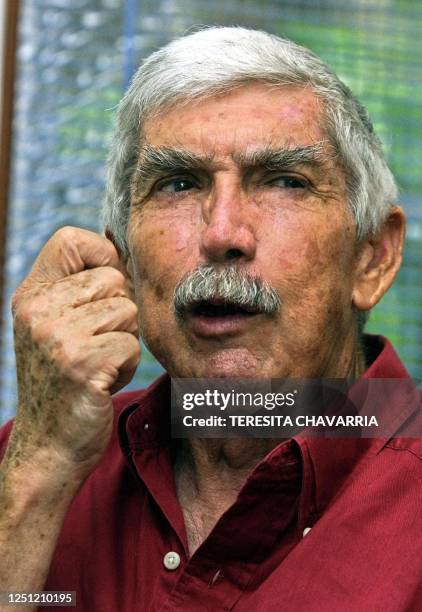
(132, 140, 329, 191)
(133, 145, 212, 186)
(234, 141, 328, 169)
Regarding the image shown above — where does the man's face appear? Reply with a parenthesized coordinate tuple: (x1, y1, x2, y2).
(127, 83, 360, 378)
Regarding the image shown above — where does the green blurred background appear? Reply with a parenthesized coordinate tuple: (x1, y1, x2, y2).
(1, 0, 420, 421)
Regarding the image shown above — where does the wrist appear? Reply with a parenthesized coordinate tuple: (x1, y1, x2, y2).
(0, 446, 88, 519)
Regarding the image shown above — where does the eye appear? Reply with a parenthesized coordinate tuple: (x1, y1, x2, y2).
(268, 175, 308, 189)
(158, 177, 198, 193)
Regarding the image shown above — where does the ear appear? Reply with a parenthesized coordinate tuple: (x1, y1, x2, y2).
(105, 228, 136, 301)
(352, 206, 406, 312)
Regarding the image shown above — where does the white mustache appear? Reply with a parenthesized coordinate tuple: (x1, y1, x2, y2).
(173, 265, 281, 317)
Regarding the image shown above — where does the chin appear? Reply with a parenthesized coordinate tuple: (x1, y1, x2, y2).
(203, 349, 261, 378)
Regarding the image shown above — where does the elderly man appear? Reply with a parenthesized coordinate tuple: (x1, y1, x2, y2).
(0, 26, 420, 611)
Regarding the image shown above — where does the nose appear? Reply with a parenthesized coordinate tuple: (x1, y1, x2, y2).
(199, 182, 257, 264)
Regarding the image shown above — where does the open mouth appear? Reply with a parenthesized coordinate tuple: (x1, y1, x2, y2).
(183, 299, 262, 337)
(191, 299, 259, 318)
(193, 301, 258, 318)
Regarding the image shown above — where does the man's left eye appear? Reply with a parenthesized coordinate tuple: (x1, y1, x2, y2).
(159, 178, 197, 193)
(269, 176, 308, 189)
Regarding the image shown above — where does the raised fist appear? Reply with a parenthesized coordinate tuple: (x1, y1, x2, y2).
(9, 227, 141, 476)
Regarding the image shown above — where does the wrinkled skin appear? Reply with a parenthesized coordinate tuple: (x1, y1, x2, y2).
(4, 83, 404, 482)
(0, 83, 405, 569)
(125, 83, 405, 554)
(0, 229, 141, 597)
(6, 228, 140, 478)
(128, 84, 381, 379)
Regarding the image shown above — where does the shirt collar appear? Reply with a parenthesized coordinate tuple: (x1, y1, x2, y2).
(117, 373, 171, 456)
(117, 334, 418, 520)
(295, 334, 419, 515)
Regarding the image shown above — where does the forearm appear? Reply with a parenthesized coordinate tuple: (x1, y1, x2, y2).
(0, 451, 83, 612)
(0, 228, 140, 610)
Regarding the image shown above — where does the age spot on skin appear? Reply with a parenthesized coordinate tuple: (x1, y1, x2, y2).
(154, 284, 164, 300)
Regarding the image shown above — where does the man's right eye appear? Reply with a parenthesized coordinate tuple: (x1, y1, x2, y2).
(158, 177, 197, 193)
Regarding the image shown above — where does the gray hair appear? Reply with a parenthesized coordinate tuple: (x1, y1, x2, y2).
(103, 26, 398, 255)
(173, 264, 281, 318)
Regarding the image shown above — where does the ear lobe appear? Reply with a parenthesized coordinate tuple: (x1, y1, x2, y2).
(352, 207, 406, 312)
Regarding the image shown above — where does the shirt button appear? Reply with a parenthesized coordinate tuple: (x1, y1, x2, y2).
(303, 527, 312, 537)
(163, 551, 181, 570)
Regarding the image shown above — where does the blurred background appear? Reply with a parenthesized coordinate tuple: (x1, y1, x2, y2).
(0, 0, 420, 422)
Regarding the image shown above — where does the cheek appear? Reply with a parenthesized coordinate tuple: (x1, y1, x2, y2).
(128, 212, 196, 303)
(275, 205, 352, 266)
(265, 214, 326, 282)
(275, 239, 326, 281)
(267, 213, 354, 308)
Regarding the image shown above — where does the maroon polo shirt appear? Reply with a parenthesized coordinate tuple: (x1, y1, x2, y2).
(0, 335, 421, 611)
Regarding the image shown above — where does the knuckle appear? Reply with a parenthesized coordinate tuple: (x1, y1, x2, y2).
(56, 343, 77, 373)
(102, 266, 126, 288)
(124, 299, 138, 318)
(11, 282, 35, 315)
(14, 298, 41, 326)
(127, 334, 141, 362)
(102, 236, 119, 260)
(127, 335, 141, 358)
(31, 320, 57, 344)
(54, 225, 78, 243)
(51, 340, 84, 381)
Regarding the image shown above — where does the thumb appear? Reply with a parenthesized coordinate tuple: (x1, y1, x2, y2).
(24, 227, 122, 285)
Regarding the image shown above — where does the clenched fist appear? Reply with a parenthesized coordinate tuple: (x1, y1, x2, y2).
(8, 226, 141, 477)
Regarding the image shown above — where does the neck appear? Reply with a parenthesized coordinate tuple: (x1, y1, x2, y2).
(174, 436, 282, 555)
(175, 436, 281, 497)
(174, 339, 367, 554)
(350, 334, 366, 378)
(177, 338, 366, 482)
